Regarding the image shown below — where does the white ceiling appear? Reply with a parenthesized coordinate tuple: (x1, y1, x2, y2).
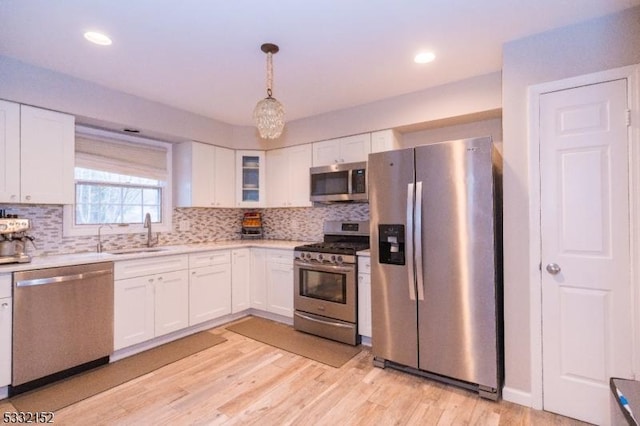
(0, 1, 637, 127)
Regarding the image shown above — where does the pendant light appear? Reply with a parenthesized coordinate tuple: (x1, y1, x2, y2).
(253, 43, 285, 139)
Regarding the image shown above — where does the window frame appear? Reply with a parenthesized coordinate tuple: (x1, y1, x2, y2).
(63, 127, 173, 238)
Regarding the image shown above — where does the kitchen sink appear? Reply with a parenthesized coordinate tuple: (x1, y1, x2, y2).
(107, 247, 167, 255)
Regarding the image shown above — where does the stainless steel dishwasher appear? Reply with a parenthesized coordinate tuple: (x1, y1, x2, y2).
(11, 262, 114, 394)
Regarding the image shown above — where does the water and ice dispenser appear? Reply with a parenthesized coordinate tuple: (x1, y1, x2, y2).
(378, 224, 405, 265)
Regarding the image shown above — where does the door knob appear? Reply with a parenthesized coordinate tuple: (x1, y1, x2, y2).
(546, 263, 562, 275)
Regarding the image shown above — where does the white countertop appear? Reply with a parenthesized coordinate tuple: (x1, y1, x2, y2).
(0, 239, 311, 274)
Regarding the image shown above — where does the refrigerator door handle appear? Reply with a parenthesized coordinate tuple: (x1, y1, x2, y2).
(415, 181, 425, 301)
(407, 182, 416, 301)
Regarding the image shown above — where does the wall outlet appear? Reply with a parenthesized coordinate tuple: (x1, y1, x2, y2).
(179, 220, 191, 232)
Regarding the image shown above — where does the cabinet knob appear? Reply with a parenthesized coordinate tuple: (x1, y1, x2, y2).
(1, 302, 8, 309)
(25, 195, 31, 201)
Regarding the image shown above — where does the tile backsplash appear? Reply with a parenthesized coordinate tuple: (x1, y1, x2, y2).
(0, 203, 370, 256)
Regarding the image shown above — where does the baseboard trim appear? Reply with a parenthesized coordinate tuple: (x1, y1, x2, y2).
(502, 386, 533, 407)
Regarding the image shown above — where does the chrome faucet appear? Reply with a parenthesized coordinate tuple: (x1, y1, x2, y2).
(144, 213, 159, 247)
(97, 224, 112, 253)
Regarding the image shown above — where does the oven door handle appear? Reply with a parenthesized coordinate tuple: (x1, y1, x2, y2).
(294, 312, 354, 329)
(294, 260, 354, 274)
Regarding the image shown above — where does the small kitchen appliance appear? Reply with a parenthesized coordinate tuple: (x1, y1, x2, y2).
(309, 161, 367, 203)
(241, 211, 263, 239)
(293, 220, 369, 345)
(0, 217, 33, 264)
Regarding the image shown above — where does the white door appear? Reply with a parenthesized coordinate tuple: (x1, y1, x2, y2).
(540, 79, 632, 425)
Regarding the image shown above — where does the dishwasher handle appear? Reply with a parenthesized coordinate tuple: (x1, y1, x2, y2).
(15, 269, 113, 287)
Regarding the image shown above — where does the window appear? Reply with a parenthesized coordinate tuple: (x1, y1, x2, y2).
(63, 127, 172, 237)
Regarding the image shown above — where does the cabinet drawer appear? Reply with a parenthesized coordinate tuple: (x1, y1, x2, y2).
(0, 274, 11, 298)
(357, 256, 371, 274)
(189, 250, 231, 268)
(266, 249, 293, 265)
(115, 255, 189, 280)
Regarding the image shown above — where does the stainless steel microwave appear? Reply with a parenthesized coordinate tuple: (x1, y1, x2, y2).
(309, 161, 367, 202)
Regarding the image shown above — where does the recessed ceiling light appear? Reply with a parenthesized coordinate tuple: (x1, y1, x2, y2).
(414, 51, 436, 64)
(84, 31, 112, 46)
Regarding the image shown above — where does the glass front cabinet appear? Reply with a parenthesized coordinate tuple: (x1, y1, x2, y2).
(236, 150, 266, 207)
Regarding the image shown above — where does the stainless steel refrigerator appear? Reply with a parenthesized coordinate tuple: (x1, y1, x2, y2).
(368, 136, 502, 400)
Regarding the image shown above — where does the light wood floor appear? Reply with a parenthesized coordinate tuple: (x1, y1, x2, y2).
(1, 322, 589, 425)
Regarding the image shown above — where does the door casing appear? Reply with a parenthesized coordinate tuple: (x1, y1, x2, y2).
(526, 64, 640, 410)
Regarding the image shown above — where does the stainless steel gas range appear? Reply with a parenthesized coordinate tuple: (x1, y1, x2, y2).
(293, 220, 369, 345)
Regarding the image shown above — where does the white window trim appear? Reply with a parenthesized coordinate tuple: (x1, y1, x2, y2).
(63, 126, 173, 237)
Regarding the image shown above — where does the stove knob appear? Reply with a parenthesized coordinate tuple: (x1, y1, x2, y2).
(317, 253, 324, 262)
(330, 255, 336, 263)
(336, 255, 343, 264)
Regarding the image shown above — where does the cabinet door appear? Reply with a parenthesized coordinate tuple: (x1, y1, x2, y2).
(266, 148, 289, 207)
(358, 273, 372, 338)
(189, 264, 231, 325)
(339, 133, 371, 163)
(266, 261, 294, 318)
(250, 248, 267, 310)
(154, 270, 189, 337)
(0, 296, 11, 387)
(20, 105, 75, 204)
(287, 144, 312, 207)
(114, 276, 155, 350)
(371, 129, 400, 153)
(232, 248, 251, 313)
(236, 150, 265, 207)
(190, 142, 216, 206)
(0, 100, 20, 203)
(312, 139, 340, 166)
(214, 146, 236, 207)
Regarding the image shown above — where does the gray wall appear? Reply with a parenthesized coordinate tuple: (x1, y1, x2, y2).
(0, 53, 501, 150)
(501, 6, 640, 399)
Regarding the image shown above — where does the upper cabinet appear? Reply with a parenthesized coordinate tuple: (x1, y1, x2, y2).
(267, 144, 312, 208)
(312, 133, 371, 166)
(236, 150, 266, 207)
(0, 101, 75, 204)
(174, 141, 235, 208)
(370, 129, 401, 153)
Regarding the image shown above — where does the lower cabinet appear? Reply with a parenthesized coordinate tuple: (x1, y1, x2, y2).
(188, 251, 231, 326)
(357, 256, 372, 338)
(250, 248, 267, 310)
(0, 274, 11, 387)
(251, 248, 294, 318)
(113, 247, 295, 351)
(114, 255, 189, 350)
(265, 249, 294, 317)
(231, 248, 251, 313)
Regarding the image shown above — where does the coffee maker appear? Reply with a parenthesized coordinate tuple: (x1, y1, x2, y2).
(0, 217, 33, 264)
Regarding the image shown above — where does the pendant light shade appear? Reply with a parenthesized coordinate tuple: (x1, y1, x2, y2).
(253, 43, 285, 139)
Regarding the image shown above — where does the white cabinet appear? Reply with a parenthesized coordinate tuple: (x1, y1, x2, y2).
(154, 270, 190, 336)
(250, 248, 267, 310)
(114, 255, 189, 350)
(232, 248, 251, 313)
(236, 150, 266, 207)
(0, 101, 75, 204)
(0, 100, 20, 203)
(114, 275, 155, 349)
(370, 129, 401, 153)
(174, 142, 235, 207)
(0, 274, 11, 387)
(357, 256, 372, 338)
(188, 251, 231, 325)
(267, 144, 312, 207)
(266, 249, 294, 318)
(312, 133, 371, 166)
